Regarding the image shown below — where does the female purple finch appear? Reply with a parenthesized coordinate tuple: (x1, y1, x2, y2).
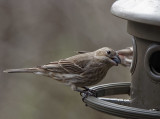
(4, 47, 121, 94)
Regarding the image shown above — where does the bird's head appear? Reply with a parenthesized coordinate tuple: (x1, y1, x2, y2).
(95, 47, 121, 66)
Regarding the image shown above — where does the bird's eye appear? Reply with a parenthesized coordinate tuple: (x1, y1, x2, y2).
(107, 51, 111, 55)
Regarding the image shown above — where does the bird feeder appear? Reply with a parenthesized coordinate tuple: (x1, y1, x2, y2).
(81, 0, 160, 118)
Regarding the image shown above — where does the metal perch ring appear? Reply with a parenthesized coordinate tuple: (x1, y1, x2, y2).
(81, 82, 160, 119)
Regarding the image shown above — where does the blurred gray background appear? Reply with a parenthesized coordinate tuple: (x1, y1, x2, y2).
(1, 0, 131, 119)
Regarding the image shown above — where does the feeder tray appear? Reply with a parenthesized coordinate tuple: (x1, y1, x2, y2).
(81, 82, 160, 119)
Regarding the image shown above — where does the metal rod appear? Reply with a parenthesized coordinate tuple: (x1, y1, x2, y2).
(99, 98, 131, 106)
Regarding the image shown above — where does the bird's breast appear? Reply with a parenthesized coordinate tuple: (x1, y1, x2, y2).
(81, 66, 109, 86)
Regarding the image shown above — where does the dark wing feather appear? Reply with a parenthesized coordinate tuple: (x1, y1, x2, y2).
(41, 60, 84, 74)
(41, 61, 68, 73)
(41, 52, 94, 74)
(58, 60, 83, 74)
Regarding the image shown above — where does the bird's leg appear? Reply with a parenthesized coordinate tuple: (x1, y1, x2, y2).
(71, 86, 88, 101)
(80, 88, 97, 102)
(71, 85, 97, 101)
(71, 84, 85, 93)
(82, 86, 97, 98)
(82, 86, 89, 90)
(74, 88, 84, 93)
(82, 87, 97, 96)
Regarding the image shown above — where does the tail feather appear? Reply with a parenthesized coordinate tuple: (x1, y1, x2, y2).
(3, 68, 42, 73)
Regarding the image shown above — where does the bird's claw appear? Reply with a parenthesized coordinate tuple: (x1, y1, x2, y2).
(80, 87, 97, 102)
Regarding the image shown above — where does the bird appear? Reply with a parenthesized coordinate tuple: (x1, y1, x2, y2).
(3, 47, 121, 95)
(117, 46, 133, 67)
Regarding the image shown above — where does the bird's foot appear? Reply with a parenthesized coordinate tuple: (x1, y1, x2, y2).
(80, 87, 97, 102)
(82, 87, 97, 97)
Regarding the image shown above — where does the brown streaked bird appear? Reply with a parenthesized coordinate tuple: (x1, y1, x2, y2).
(3, 47, 121, 93)
(117, 46, 133, 67)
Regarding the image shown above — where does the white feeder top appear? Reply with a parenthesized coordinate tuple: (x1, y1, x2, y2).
(111, 0, 160, 26)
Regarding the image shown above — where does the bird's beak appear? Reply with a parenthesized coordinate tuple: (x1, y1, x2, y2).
(111, 55, 121, 66)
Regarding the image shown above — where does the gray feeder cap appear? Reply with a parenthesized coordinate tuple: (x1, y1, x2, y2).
(111, 0, 160, 26)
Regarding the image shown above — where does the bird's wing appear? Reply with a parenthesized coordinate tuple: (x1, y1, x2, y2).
(58, 60, 84, 74)
(42, 52, 94, 74)
(41, 61, 68, 73)
(41, 60, 84, 74)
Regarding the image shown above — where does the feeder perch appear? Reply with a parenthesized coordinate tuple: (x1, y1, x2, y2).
(81, 0, 160, 118)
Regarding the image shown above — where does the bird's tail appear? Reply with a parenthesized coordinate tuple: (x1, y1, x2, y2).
(3, 67, 43, 73)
